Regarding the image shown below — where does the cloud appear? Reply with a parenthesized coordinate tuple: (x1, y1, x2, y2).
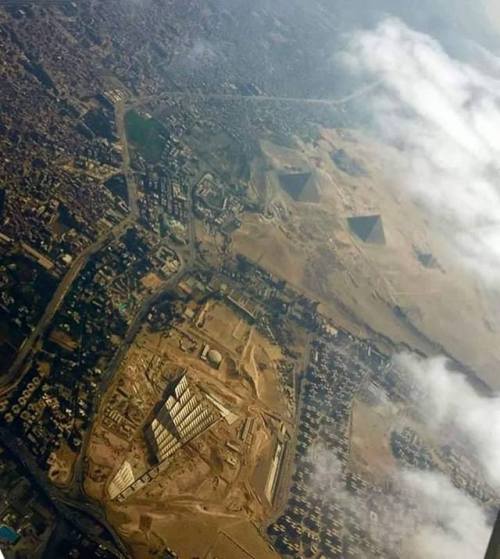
(394, 353, 500, 487)
(335, 18, 500, 555)
(391, 352, 500, 557)
(310, 443, 492, 558)
(307, 349, 500, 557)
(344, 17, 500, 280)
(400, 470, 491, 559)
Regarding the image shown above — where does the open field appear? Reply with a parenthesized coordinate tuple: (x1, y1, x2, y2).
(349, 395, 398, 484)
(106, 506, 280, 559)
(47, 441, 78, 488)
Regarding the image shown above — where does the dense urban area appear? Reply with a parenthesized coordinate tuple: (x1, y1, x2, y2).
(1, 1, 499, 559)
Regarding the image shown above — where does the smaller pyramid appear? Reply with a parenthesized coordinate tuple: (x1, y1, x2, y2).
(348, 215, 385, 244)
(414, 248, 437, 268)
(331, 149, 366, 177)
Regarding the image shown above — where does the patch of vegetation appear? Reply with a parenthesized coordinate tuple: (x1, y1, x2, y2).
(125, 110, 168, 164)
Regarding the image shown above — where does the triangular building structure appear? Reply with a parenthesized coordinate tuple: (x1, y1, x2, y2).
(347, 215, 386, 244)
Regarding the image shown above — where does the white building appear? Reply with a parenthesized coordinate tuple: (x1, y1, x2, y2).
(145, 375, 219, 463)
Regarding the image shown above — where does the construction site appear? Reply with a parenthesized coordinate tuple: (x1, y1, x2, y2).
(83, 288, 297, 558)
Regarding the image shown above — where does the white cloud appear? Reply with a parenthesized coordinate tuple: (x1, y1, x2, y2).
(308, 349, 500, 557)
(310, 443, 492, 558)
(345, 18, 500, 280)
(393, 352, 500, 557)
(400, 470, 491, 559)
(308, 19, 500, 559)
(395, 352, 500, 489)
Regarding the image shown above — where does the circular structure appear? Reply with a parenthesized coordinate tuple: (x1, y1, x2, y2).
(207, 349, 223, 368)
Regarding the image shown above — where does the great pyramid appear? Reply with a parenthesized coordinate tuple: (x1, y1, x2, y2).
(278, 172, 319, 203)
(347, 215, 386, 244)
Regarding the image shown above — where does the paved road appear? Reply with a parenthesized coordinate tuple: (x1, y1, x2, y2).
(0, 92, 156, 557)
(1, 216, 134, 392)
(132, 81, 381, 109)
(115, 101, 140, 218)
(0, 93, 145, 556)
(2, 95, 141, 392)
(73, 163, 202, 500)
(1, 89, 202, 556)
(0, 425, 129, 558)
(73, 260, 192, 488)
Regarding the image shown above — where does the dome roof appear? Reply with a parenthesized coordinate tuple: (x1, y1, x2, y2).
(207, 349, 223, 366)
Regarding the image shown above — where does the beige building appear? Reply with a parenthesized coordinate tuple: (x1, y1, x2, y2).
(108, 460, 135, 499)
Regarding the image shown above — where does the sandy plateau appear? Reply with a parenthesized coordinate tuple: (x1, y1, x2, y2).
(233, 128, 500, 389)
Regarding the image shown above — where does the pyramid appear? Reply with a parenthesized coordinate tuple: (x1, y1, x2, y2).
(278, 172, 314, 202)
(347, 215, 385, 244)
(418, 253, 435, 268)
(331, 149, 366, 177)
(414, 249, 437, 269)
